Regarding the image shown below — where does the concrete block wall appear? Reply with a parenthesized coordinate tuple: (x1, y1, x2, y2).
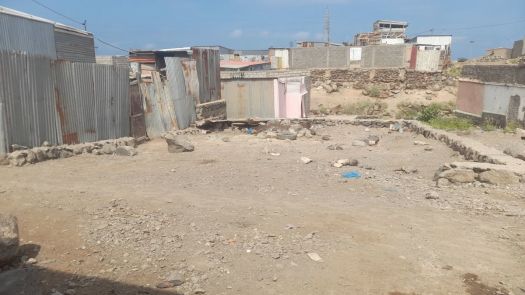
(461, 65, 525, 85)
(361, 45, 408, 68)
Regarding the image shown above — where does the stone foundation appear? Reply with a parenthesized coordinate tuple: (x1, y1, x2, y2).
(1, 137, 138, 167)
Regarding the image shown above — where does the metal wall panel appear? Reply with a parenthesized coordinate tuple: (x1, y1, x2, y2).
(140, 72, 178, 137)
(0, 13, 56, 59)
(192, 48, 221, 103)
(165, 57, 196, 129)
(54, 29, 96, 63)
(0, 50, 60, 150)
(223, 79, 275, 120)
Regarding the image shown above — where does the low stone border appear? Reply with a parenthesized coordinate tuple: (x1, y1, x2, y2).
(0, 137, 138, 167)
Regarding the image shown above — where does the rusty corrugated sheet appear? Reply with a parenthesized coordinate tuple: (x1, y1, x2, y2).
(165, 57, 196, 129)
(0, 50, 60, 149)
(192, 47, 221, 103)
(223, 79, 275, 120)
(129, 82, 146, 138)
(181, 60, 200, 105)
(140, 71, 178, 137)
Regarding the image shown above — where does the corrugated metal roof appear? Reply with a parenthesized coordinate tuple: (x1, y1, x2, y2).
(0, 5, 91, 36)
(0, 12, 57, 59)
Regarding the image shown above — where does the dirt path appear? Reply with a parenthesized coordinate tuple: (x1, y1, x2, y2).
(1, 124, 524, 295)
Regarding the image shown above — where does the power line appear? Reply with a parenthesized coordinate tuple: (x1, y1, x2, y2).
(30, 0, 85, 29)
(29, 0, 129, 54)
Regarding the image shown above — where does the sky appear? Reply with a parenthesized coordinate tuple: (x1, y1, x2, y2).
(1, 0, 524, 59)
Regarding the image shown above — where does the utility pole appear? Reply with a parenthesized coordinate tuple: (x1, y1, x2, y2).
(323, 7, 330, 46)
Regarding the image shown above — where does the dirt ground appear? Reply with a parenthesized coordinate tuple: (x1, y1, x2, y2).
(459, 128, 525, 153)
(1, 124, 524, 295)
(310, 87, 457, 115)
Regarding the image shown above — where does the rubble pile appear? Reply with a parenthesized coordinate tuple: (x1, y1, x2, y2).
(1, 137, 138, 167)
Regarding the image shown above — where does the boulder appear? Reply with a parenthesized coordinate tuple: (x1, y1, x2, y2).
(115, 146, 138, 157)
(46, 147, 60, 159)
(439, 169, 477, 183)
(32, 148, 47, 162)
(0, 214, 19, 265)
(25, 150, 37, 164)
(101, 143, 116, 155)
(478, 170, 520, 185)
(165, 134, 195, 153)
(276, 131, 297, 141)
(366, 135, 380, 146)
(8, 151, 27, 166)
(59, 150, 74, 159)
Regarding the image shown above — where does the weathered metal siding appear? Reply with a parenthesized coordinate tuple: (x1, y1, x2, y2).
(415, 50, 440, 72)
(129, 82, 146, 139)
(0, 13, 57, 59)
(165, 57, 196, 129)
(140, 72, 177, 137)
(54, 29, 96, 63)
(192, 48, 221, 103)
(223, 79, 275, 120)
(456, 80, 485, 116)
(0, 50, 60, 150)
(54, 62, 129, 144)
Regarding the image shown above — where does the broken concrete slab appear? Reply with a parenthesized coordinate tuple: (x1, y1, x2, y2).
(439, 169, 477, 184)
(478, 170, 521, 185)
(115, 146, 138, 157)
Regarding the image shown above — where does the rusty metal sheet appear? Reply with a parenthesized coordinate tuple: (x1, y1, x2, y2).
(140, 71, 177, 137)
(181, 60, 200, 106)
(165, 57, 196, 129)
(129, 82, 146, 138)
(192, 47, 221, 103)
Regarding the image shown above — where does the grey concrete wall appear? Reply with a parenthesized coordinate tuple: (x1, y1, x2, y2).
(461, 65, 525, 85)
(289, 47, 350, 69)
(511, 39, 524, 59)
(361, 45, 408, 68)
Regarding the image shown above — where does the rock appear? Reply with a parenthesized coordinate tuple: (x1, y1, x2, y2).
(42, 141, 51, 147)
(304, 129, 313, 138)
(322, 84, 334, 93)
(0, 269, 43, 295)
(352, 140, 367, 147)
(156, 281, 176, 289)
(297, 129, 306, 138)
(290, 124, 303, 133)
(503, 147, 525, 161)
(439, 169, 477, 184)
(425, 95, 433, 101)
(0, 155, 9, 166)
(165, 134, 195, 153)
(395, 167, 418, 174)
(194, 289, 206, 294)
(59, 150, 74, 158)
(26, 257, 37, 265)
(366, 135, 380, 146)
(25, 150, 37, 164)
(115, 146, 137, 157)
(478, 170, 520, 185)
(8, 151, 27, 166)
(71, 144, 87, 155)
(300, 157, 312, 164)
(307, 252, 323, 262)
(431, 84, 443, 92)
(166, 273, 185, 286)
(221, 137, 230, 142)
(334, 159, 358, 168)
(414, 141, 428, 146)
(65, 289, 76, 295)
(32, 148, 47, 162)
(425, 90, 433, 95)
(101, 144, 116, 155)
(327, 144, 343, 150)
(46, 147, 60, 159)
(321, 135, 331, 141)
(11, 144, 28, 151)
(276, 131, 297, 141)
(425, 191, 439, 200)
(0, 214, 19, 265)
(424, 146, 433, 151)
(266, 131, 278, 139)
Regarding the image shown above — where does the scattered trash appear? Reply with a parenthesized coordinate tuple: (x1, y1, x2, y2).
(307, 252, 324, 262)
(246, 128, 254, 134)
(341, 171, 361, 179)
(301, 157, 312, 164)
(269, 152, 281, 156)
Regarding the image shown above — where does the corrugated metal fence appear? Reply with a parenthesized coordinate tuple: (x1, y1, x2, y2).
(0, 50, 129, 153)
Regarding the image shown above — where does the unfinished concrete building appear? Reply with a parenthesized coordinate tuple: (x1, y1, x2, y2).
(354, 20, 408, 46)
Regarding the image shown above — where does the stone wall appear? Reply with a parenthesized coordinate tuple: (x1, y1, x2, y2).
(310, 68, 446, 90)
(196, 100, 226, 121)
(461, 64, 525, 85)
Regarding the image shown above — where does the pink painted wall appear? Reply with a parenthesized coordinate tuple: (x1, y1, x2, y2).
(457, 81, 485, 116)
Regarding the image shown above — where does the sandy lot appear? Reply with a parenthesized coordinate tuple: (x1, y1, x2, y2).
(1, 124, 524, 295)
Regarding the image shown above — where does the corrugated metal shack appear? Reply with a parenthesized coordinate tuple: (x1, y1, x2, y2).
(0, 7, 129, 154)
(0, 6, 96, 63)
(221, 71, 311, 120)
(129, 47, 223, 137)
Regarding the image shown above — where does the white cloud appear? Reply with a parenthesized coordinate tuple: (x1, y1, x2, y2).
(293, 31, 311, 40)
(229, 29, 243, 38)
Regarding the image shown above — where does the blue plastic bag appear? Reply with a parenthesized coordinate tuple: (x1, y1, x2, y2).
(341, 170, 361, 179)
